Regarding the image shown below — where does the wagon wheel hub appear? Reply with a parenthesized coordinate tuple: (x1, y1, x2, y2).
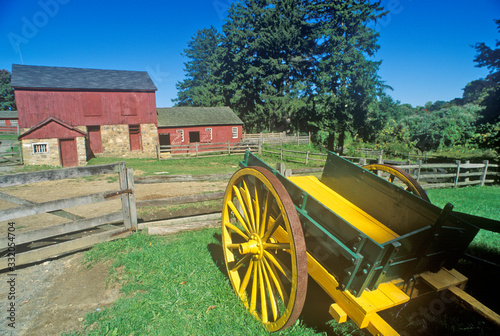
(239, 234, 264, 260)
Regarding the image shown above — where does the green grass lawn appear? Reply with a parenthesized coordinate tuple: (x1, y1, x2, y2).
(65, 186, 500, 336)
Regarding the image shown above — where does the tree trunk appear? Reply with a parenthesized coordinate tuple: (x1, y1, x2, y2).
(338, 129, 346, 156)
(327, 132, 336, 152)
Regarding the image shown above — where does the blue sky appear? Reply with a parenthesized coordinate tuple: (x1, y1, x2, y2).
(0, 0, 499, 108)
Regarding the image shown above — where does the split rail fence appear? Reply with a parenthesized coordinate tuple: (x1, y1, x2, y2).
(157, 141, 259, 160)
(0, 141, 22, 166)
(260, 145, 499, 189)
(0, 162, 137, 270)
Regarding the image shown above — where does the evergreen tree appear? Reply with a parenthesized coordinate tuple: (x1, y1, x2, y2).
(473, 19, 500, 151)
(307, 0, 386, 154)
(173, 26, 227, 106)
(0, 70, 16, 111)
(222, 0, 314, 132)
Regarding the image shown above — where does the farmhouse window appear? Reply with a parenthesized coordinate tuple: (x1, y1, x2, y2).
(189, 131, 200, 143)
(206, 128, 212, 140)
(0, 120, 5, 126)
(177, 129, 184, 142)
(232, 127, 238, 139)
(129, 124, 142, 151)
(11, 120, 18, 126)
(32, 143, 49, 154)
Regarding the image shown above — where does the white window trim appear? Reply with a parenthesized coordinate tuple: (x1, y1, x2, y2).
(205, 128, 213, 140)
(32, 142, 49, 154)
(232, 127, 238, 139)
(176, 129, 184, 142)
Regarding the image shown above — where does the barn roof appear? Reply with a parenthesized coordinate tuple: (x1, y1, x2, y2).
(156, 107, 243, 127)
(11, 64, 157, 91)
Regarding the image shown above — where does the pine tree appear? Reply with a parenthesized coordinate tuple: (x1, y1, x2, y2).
(173, 26, 227, 106)
(308, 0, 386, 153)
(222, 0, 314, 131)
(0, 70, 16, 111)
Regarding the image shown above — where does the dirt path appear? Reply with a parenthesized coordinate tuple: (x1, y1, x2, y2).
(0, 176, 227, 335)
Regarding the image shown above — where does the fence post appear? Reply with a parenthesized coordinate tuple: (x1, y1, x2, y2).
(280, 142, 283, 160)
(378, 155, 383, 164)
(464, 160, 470, 184)
(360, 158, 367, 166)
(228, 141, 231, 155)
(276, 162, 286, 175)
(119, 163, 132, 230)
(156, 145, 160, 160)
(258, 140, 262, 155)
(306, 150, 310, 165)
(417, 159, 422, 182)
(481, 160, 489, 186)
(308, 132, 311, 145)
(454, 160, 461, 188)
(195, 142, 199, 157)
(126, 167, 138, 231)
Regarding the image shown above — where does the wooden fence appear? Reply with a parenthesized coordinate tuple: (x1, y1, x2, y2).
(0, 140, 22, 166)
(0, 162, 137, 270)
(259, 145, 499, 188)
(157, 141, 259, 160)
(242, 132, 311, 145)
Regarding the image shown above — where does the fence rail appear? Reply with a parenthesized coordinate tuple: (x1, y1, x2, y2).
(242, 132, 311, 145)
(0, 140, 22, 166)
(260, 144, 499, 188)
(157, 141, 259, 160)
(0, 162, 137, 270)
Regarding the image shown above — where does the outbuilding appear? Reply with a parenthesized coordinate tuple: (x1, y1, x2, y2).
(156, 106, 243, 148)
(12, 64, 159, 167)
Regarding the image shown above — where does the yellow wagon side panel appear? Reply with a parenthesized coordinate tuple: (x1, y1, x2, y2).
(288, 175, 399, 244)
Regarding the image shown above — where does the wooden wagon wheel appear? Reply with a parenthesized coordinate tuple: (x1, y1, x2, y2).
(363, 163, 430, 202)
(221, 166, 308, 332)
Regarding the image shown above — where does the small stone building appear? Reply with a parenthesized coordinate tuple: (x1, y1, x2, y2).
(12, 64, 159, 167)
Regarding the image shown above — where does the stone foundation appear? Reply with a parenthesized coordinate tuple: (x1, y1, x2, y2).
(98, 123, 158, 158)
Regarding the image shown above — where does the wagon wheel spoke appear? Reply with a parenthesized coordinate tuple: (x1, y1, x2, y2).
(222, 166, 307, 331)
(363, 163, 430, 202)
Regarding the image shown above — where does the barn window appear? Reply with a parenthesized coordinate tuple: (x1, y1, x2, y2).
(232, 127, 238, 139)
(32, 143, 49, 154)
(189, 131, 200, 143)
(129, 125, 142, 151)
(11, 120, 18, 126)
(206, 128, 212, 140)
(176, 129, 184, 142)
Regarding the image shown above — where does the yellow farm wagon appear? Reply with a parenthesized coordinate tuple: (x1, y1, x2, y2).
(221, 151, 500, 335)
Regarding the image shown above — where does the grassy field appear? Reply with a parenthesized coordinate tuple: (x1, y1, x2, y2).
(63, 186, 500, 336)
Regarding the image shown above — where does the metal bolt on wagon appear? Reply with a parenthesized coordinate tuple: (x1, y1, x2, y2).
(221, 150, 500, 335)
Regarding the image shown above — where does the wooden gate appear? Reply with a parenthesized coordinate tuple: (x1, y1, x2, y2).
(0, 162, 137, 270)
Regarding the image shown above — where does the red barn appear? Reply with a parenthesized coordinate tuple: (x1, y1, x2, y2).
(0, 110, 18, 133)
(156, 107, 243, 153)
(11, 64, 158, 167)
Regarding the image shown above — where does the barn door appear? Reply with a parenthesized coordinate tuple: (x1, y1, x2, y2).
(87, 126, 102, 153)
(129, 125, 142, 151)
(59, 138, 78, 167)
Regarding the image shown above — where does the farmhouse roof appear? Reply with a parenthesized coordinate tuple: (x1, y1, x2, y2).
(156, 107, 243, 127)
(0, 110, 18, 119)
(11, 64, 157, 91)
(19, 116, 87, 140)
